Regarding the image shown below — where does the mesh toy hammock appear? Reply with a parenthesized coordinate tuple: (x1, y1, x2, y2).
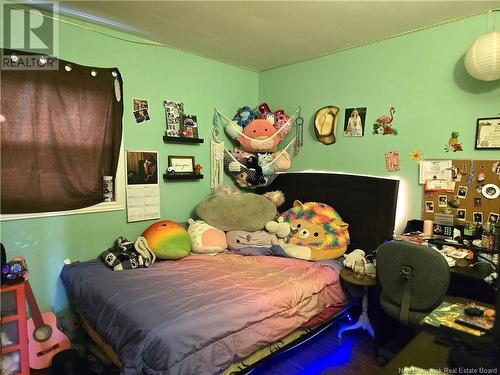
(211, 107, 303, 190)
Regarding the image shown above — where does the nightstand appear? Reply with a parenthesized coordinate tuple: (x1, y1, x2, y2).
(1, 282, 29, 375)
(338, 268, 376, 338)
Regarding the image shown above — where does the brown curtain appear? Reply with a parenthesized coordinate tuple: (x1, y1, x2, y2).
(0, 50, 123, 214)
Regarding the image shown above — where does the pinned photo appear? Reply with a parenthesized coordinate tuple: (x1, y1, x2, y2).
(438, 195, 448, 207)
(133, 98, 149, 111)
(385, 151, 400, 172)
(133, 109, 150, 124)
(133, 98, 151, 124)
(344, 107, 366, 137)
(473, 211, 483, 224)
(488, 212, 499, 225)
(457, 186, 468, 199)
(457, 208, 466, 221)
(425, 201, 434, 213)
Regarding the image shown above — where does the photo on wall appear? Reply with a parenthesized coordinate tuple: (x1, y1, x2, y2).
(127, 151, 158, 185)
(343, 107, 367, 137)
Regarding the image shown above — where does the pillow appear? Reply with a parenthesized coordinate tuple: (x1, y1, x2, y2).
(187, 219, 227, 254)
(196, 193, 277, 231)
(281, 201, 350, 261)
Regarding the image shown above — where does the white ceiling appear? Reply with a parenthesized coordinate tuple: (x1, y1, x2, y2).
(58, 1, 500, 72)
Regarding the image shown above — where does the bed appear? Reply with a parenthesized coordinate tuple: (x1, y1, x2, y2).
(61, 172, 399, 375)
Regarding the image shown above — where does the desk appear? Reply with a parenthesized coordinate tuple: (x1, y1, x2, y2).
(381, 330, 449, 374)
(381, 298, 495, 374)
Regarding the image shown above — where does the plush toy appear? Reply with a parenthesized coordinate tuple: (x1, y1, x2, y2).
(226, 230, 278, 250)
(265, 216, 291, 241)
(233, 106, 258, 127)
(258, 153, 275, 176)
(272, 150, 291, 172)
(281, 201, 349, 261)
(187, 219, 227, 254)
(237, 119, 281, 153)
(142, 220, 191, 260)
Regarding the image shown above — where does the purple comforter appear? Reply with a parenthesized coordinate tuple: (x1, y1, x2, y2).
(61, 253, 347, 375)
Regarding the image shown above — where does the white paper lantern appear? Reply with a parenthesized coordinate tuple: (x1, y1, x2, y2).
(464, 31, 500, 81)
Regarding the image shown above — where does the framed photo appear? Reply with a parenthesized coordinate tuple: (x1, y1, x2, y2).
(419, 160, 452, 184)
(475, 117, 500, 149)
(167, 155, 195, 174)
(437, 195, 448, 207)
(473, 211, 483, 224)
(457, 185, 468, 199)
(343, 107, 366, 137)
(425, 200, 434, 213)
(474, 197, 482, 207)
(457, 208, 466, 221)
(164, 100, 184, 137)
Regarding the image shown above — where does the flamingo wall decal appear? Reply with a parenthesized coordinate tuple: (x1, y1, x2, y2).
(375, 107, 395, 126)
(372, 106, 398, 135)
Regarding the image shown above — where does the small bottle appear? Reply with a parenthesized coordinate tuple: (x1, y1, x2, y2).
(103, 176, 113, 202)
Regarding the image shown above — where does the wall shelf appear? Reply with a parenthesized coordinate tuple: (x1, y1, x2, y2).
(163, 135, 204, 144)
(163, 173, 203, 181)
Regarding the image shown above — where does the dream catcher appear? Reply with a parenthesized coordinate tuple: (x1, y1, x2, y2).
(212, 103, 303, 190)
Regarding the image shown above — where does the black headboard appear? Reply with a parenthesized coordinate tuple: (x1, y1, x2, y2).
(256, 172, 399, 253)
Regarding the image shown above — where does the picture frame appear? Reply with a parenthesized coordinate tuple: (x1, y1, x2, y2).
(475, 117, 500, 150)
(457, 208, 466, 221)
(164, 100, 185, 137)
(167, 155, 195, 174)
(180, 114, 198, 138)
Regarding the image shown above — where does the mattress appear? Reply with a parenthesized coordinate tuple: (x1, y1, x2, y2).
(61, 253, 347, 375)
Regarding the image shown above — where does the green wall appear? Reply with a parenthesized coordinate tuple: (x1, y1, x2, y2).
(1, 10, 499, 312)
(259, 13, 500, 233)
(0, 14, 258, 311)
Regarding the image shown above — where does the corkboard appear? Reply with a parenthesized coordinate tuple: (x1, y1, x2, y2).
(421, 159, 500, 226)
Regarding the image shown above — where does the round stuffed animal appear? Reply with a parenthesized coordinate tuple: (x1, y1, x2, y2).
(281, 201, 349, 261)
(142, 220, 191, 259)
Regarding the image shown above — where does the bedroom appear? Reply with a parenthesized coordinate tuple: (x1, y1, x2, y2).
(1, 1, 499, 374)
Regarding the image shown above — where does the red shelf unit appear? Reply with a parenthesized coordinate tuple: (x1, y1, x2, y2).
(1, 282, 29, 375)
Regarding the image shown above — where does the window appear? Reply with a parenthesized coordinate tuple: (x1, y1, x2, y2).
(0, 50, 123, 218)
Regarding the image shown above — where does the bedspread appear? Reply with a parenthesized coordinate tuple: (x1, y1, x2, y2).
(61, 253, 347, 375)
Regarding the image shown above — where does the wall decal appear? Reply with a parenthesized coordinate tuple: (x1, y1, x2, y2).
(373, 106, 397, 135)
(444, 131, 463, 152)
(409, 149, 423, 161)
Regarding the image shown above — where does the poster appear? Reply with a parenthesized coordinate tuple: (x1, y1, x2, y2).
(126, 150, 160, 222)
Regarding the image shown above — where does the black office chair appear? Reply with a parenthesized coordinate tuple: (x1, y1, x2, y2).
(377, 240, 450, 326)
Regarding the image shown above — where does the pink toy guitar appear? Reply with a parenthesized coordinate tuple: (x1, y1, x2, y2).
(25, 280, 71, 369)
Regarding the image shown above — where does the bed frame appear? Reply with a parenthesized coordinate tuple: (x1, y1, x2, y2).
(257, 172, 400, 253)
(79, 172, 399, 374)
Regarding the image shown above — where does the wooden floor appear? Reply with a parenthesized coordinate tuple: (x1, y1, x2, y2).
(251, 324, 380, 375)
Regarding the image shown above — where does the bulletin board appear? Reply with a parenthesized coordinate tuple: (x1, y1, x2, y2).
(421, 159, 500, 226)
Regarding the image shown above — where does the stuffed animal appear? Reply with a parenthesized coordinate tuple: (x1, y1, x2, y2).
(258, 153, 275, 176)
(233, 106, 258, 127)
(226, 230, 278, 250)
(237, 119, 281, 153)
(187, 219, 227, 254)
(281, 201, 349, 261)
(245, 156, 266, 186)
(265, 216, 291, 241)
